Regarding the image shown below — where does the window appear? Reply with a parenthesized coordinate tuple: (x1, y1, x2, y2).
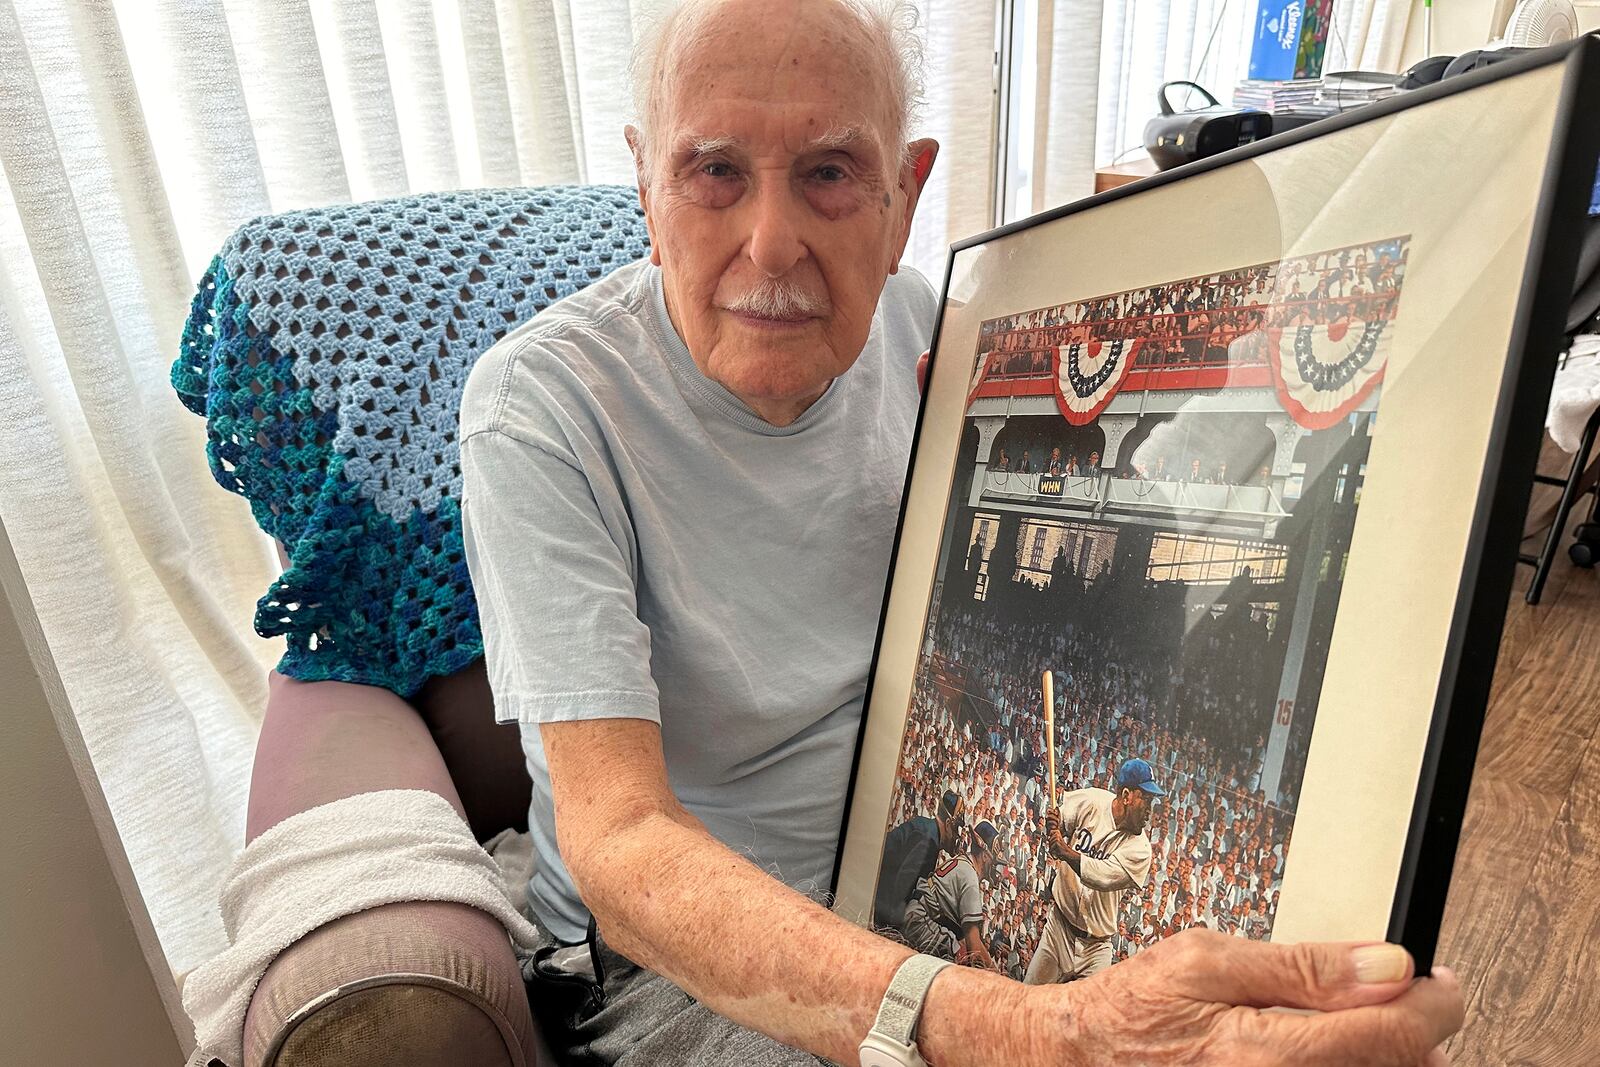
(1147, 533, 1290, 584)
(994, 0, 1266, 227)
(1011, 517, 1117, 585)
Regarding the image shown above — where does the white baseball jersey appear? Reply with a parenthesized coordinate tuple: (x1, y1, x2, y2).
(1049, 787, 1153, 938)
(920, 854, 983, 934)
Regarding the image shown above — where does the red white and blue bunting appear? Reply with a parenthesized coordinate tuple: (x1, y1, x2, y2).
(967, 349, 996, 408)
(1264, 317, 1392, 431)
(1051, 338, 1143, 426)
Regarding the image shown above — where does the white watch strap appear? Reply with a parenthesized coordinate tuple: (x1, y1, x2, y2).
(870, 953, 952, 1048)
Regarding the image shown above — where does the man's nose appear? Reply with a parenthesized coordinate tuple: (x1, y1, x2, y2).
(744, 178, 808, 278)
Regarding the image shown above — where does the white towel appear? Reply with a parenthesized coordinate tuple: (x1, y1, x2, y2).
(1547, 338, 1600, 453)
(182, 789, 543, 1067)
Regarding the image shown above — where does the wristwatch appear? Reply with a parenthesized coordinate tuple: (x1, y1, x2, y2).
(858, 954, 952, 1067)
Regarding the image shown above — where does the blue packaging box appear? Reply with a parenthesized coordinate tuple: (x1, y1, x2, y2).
(1250, 0, 1333, 81)
(1250, 2, 1302, 81)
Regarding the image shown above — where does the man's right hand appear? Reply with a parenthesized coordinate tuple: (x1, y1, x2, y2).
(544, 717, 1465, 1066)
(1043, 808, 1072, 860)
(1012, 928, 1463, 1065)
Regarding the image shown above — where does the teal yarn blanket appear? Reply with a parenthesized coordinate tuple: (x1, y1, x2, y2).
(172, 185, 650, 698)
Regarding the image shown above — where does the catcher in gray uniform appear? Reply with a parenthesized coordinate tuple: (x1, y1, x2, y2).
(898, 818, 1005, 969)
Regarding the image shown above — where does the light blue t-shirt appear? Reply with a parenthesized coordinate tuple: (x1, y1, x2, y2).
(458, 257, 937, 942)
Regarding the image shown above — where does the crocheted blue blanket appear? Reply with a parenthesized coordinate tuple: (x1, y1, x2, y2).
(172, 186, 650, 698)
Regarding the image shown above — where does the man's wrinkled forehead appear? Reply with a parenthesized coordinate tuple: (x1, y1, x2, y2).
(658, 6, 900, 161)
(667, 122, 886, 166)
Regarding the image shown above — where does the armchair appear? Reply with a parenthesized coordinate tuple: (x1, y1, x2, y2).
(173, 186, 651, 1066)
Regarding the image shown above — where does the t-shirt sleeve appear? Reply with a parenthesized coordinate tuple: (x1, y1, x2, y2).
(460, 421, 660, 726)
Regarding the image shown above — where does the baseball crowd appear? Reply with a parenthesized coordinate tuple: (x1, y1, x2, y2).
(973, 239, 1408, 380)
(887, 569, 1308, 975)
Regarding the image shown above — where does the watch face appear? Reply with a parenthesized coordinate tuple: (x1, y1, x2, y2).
(859, 1034, 921, 1067)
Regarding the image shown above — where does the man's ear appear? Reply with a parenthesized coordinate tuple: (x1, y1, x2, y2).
(625, 125, 663, 267)
(889, 137, 940, 274)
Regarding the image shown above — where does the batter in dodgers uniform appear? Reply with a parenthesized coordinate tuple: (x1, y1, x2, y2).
(900, 819, 1005, 969)
(1024, 758, 1165, 984)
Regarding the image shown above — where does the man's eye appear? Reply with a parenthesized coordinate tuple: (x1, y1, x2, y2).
(700, 161, 737, 179)
(813, 164, 848, 183)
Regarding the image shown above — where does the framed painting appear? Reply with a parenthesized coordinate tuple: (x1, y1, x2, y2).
(833, 39, 1600, 979)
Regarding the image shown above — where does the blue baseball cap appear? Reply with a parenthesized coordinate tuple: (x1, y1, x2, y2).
(1116, 758, 1165, 797)
(971, 819, 1008, 870)
(940, 789, 964, 821)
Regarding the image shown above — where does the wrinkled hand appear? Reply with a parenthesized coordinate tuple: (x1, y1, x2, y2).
(1025, 928, 1462, 1066)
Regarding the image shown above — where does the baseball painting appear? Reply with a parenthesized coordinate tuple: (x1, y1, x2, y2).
(868, 238, 1411, 980)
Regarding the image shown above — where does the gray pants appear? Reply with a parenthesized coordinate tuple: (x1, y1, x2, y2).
(899, 897, 958, 960)
(523, 915, 829, 1066)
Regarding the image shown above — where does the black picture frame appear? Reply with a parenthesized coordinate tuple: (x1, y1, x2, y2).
(833, 36, 1600, 976)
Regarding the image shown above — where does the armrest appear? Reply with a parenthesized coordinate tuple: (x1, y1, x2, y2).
(265, 539, 530, 841)
(247, 669, 465, 840)
(244, 901, 539, 1067)
(243, 670, 546, 1065)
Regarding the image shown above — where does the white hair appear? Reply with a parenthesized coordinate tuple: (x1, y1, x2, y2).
(629, 0, 926, 182)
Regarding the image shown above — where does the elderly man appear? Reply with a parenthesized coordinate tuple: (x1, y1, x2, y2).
(459, 0, 1463, 1064)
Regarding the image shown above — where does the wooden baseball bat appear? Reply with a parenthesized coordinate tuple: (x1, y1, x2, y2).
(1043, 669, 1056, 805)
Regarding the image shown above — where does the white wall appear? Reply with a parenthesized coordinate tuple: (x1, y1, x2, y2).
(1399, 0, 1600, 68)
(0, 516, 188, 1063)
(1400, 0, 1499, 67)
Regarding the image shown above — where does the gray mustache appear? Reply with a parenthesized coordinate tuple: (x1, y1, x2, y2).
(723, 279, 829, 319)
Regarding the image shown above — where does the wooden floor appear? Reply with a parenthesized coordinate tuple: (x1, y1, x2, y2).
(1438, 452, 1600, 1066)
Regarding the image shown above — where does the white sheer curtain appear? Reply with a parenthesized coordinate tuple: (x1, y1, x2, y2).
(1028, 0, 1413, 214)
(0, 0, 998, 978)
(903, 1, 1003, 281)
